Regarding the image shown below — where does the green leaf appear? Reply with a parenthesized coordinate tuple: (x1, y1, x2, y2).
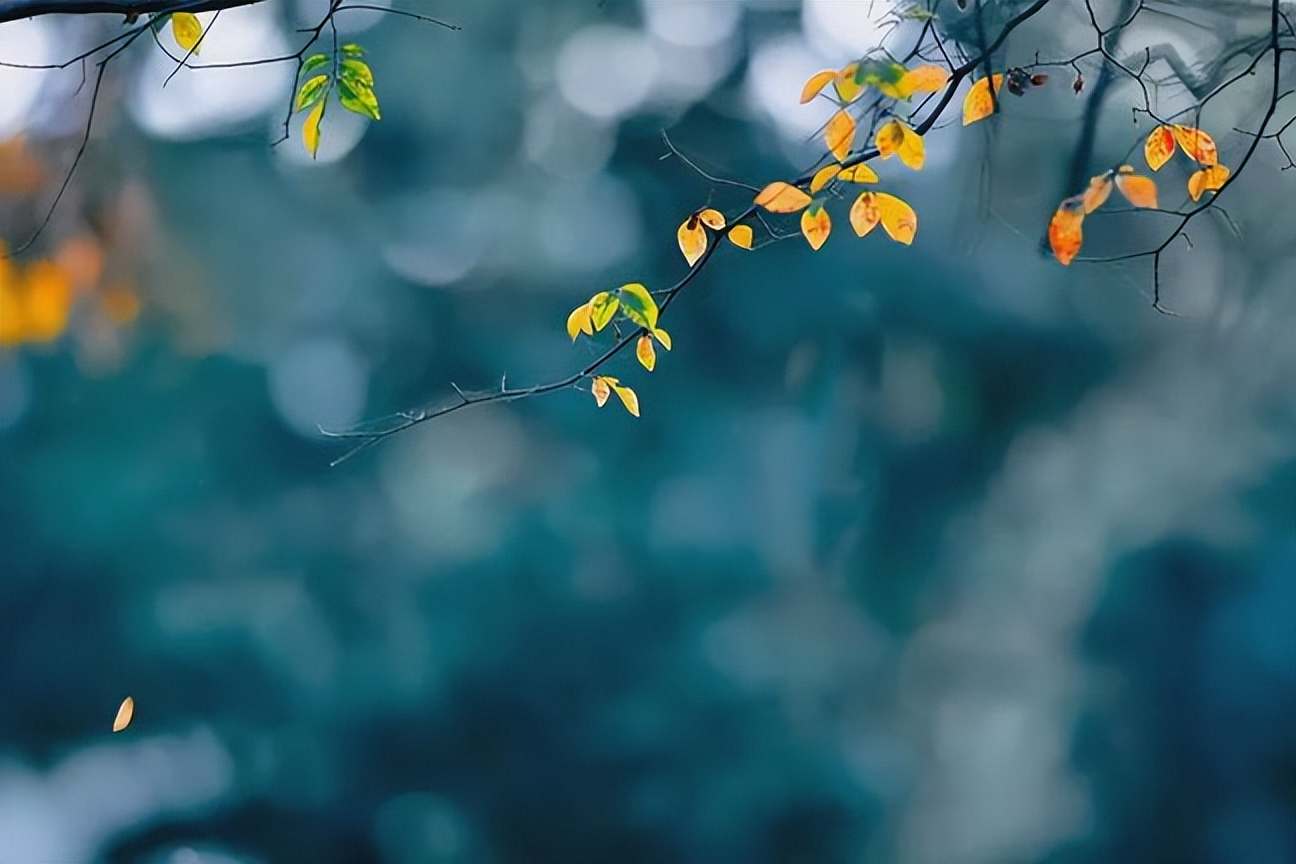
(589, 292, 619, 331)
(337, 76, 381, 121)
(339, 57, 374, 87)
(294, 74, 329, 112)
(302, 53, 329, 75)
(341, 43, 366, 58)
(616, 282, 658, 331)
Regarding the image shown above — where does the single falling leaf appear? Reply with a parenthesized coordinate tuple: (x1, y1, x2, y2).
(833, 63, 864, 103)
(1048, 196, 1085, 266)
(962, 74, 1003, 125)
(800, 69, 838, 103)
(1144, 125, 1177, 171)
(1114, 167, 1158, 208)
(896, 64, 950, 99)
(1082, 173, 1113, 214)
(754, 181, 811, 213)
(677, 216, 707, 266)
(875, 119, 924, 170)
(591, 375, 615, 407)
(612, 383, 640, 417)
(1172, 125, 1218, 166)
(113, 696, 134, 732)
(652, 327, 672, 350)
(303, 100, 324, 158)
(800, 203, 832, 250)
(589, 291, 619, 331)
(697, 208, 725, 230)
(636, 334, 656, 371)
(617, 282, 658, 330)
(567, 301, 594, 340)
(836, 163, 879, 184)
(849, 192, 916, 244)
(171, 12, 203, 54)
(826, 109, 857, 162)
(727, 225, 754, 249)
(810, 164, 840, 194)
(1187, 163, 1230, 201)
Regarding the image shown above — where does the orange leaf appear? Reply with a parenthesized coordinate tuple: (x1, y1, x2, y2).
(1048, 196, 1085, 266)
(897, 64, 949, 98)
(636, 333, 656, 371)
(800, 203, 832, 250)
(754, 181, 811, 213)
(1144, 125, 1176, 171)
(591, 375, 615, 408)
(727, 225, 753, 249)
(833, 63, 864, 103)
(1114, 168, 1158, 208)
(697, 208, 725, 230)
(1172, 125, 1218, 166)
(677, 217, 708, 266)
(1082, 174, 1113, 214)
(1187, 163, 1229, 201)
(800, 69, 838, 103)
(962, 74, 1003, 125)
(875, 119, 924, 170)
(810, 164, 839, 194)
(836, 163, 878, 184)
(850, 192, 916, 244)
(825, 109, 856, 162)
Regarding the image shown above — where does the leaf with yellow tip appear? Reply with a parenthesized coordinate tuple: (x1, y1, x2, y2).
(1114, 167, 1158, 208)
(1172, 125, 1218, 166)
(591, 375, 615, 408)
(303, 100, 324, 158)
(590, 291, 619, 331)
(567, 301, 594, 341)
(810, 164, 839, 194)
(1144, 125, 1176, 171)
(849, 192, 916, 244)
(962, 74, 1003, 125)
(896, 64, 949, 99)
(825, 109, 856, 162)
(612, 383, 640, 417)
(800, 69, 838, 103)
(113, 696, 134, 732)
(1081, 173, 1113, 214)
(875, 119, 924, 170)
(1048, 196, 1085, 265)
(636, 334, 656, 371)
(171, 12, 203, 54)
(836, 164, 878, 184)
(677, 216, 707, 266)
(800, 203, 832, 250)
(727, 225, 753, 249)
(1187, 163, 1229, 201)
(754, 181, 811, 213)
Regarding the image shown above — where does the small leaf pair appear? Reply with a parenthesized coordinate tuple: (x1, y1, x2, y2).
(850, 192, 917, 244)
(294, 45, 380, 158)
(677, 208, 725, 266)
(810, 162, 878, 195)
(875, 119, 924, 170)
(753, 182, 826, 249)
(1144, 124, 1218, 170)
(591, 376, 639, 417)
(636, 327, 672, 371)
(1049, 166, 1158, 266)
(566, 283, 659, 341)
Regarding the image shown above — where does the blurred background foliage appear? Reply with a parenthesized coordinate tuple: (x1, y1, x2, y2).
(0, 1, 1293, 862)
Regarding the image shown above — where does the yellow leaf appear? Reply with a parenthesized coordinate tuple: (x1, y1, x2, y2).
(810, 164, 839, 194)
(1172, 125, 1218, 166)
(800, 203, 832, 250)
(1048, 196, 1085, 266)
(612, 383, 640, 417)
(754, 181, 811, 213)
(113, 696, 134, 733)
(850, 192, 916, 244)
(567, 301, 594, 341)
(1081, 173, 1113, 214)
(1114, 168, 1158, 208)
(171, 12, 203, 54)
(697, 208, 726, 230)
(836, 164, 878, 184)
(1144, 125, 1177, 171)
(618, 282, 658, 330)
(677, 217, 707, 266)
(825, 109, 856, 162)
(896, 64, 949, 99)
(800, 69, 838, 104)
(834, 63, 864, 103)
(850, 191, 880, 238)
(1187, 163, 1229, 201)
(727, 225, 753, 249)
(636, 334, 656, 371)
(652, 327, 672, 350)
(592, 376, 615, 408)
(875, 120, 924, 170)
(303, 100, 324, 158)
(590, 291, 619, 331)
(962, 74, 1003, 125)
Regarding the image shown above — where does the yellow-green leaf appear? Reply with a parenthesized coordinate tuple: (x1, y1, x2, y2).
(303, 100, 324, 158)
(171, 12, 203, 54)
(612, 383, 640, 417)
(727, 225, 753, 249)
(833, 63, 864, 103)
(652, 327, 672, 350)
(636, 334, 656, 371)
(338, 76, 380, 121)
(617, 283, 658, 331)
(754, 181, 812, 213)
(339, 57, 373, 87)
(295, 74, 329, 112)
(590, 291, 619, 331)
